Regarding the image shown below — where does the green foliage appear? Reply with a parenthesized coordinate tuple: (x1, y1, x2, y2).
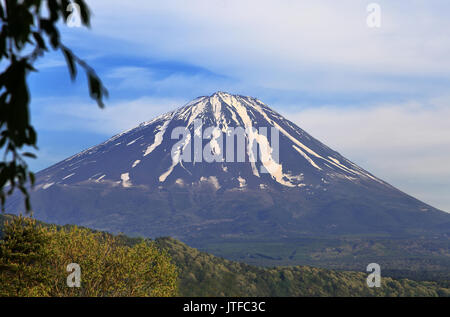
(44, 227, 178, 297)
(1, 215, 448, 297)
(0, 215, 51, 296)
(0, 216, 178, 297)
(156, 237, 450, 297)
(0, 0, 107, 213)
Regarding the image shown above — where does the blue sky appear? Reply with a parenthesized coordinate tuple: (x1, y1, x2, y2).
(27, 0, 450, 212)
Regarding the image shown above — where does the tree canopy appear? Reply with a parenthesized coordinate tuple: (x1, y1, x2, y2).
(0, 216, 178, 296)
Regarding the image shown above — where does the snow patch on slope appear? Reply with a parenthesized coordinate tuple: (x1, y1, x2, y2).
(144, 117, 173, 156)
(127, 136, 143, 146)
(42, 182, 54, 189)
(62, 173, 75, 180)
(219, 94, 299, 187)
(200, 176, 220, 190)
(237, 176, 246, 188)
(132, 160, 141, 168)
(293, 145, 321, 170)
(159, 132, 192, 182)
(121, 173, 132, 187)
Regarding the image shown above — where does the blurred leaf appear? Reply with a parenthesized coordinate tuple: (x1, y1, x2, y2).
(24, 195, 31, 212)
(22, 152, 37, 159)
(29, 172, 35, 186)
(46, 0, 60, 22)
(61, 47, 77, 80)
(87, 72, 108, 108)
(40, 18, 60, 49)
(8, 3, 34, 50)
(74, 0, 90, 27)
(0, 26, 7, 59)
(32, 32, 47, 52)
(61, 0, 71, 20)
(0, 3, 4, 20)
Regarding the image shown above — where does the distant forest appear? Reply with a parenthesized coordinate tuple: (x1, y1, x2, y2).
(1, 214, 448, 297)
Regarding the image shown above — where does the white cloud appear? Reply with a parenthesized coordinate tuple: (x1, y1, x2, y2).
(83, 0, 450, 90)
(105, 66, 156, 90)
(35, 57, 66, 69)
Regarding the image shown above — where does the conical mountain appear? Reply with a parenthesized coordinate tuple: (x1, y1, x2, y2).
(6, 92, 449, 242)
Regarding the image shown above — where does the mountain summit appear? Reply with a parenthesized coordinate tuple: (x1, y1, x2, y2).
(7, 92, 450, 242)
(29, 92, 386, 190)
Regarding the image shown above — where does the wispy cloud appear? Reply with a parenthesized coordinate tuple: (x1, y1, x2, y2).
(32, 96, 184, 135)
(86, 0, 450, 84)
(286, 97, 450, 212)
(106, 66, 156, 90)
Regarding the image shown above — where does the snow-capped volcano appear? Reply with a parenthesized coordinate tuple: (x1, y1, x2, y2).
(31, 92, 385, 192)
(7, 92, 449, 241)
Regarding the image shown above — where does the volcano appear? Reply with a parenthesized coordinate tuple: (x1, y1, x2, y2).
(7, 92, 450, 244)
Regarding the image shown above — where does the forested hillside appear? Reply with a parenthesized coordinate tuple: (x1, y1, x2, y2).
(1, 214, 449, 297)
(155, 237, 450, 297)
(0, 215, 177, 297)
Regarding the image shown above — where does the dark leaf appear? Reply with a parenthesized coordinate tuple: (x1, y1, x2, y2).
(87, 72, 108, 108)
(74, 0, 90, 26)
(32, 32, 47, 51)
(61, 0, 71, 20)
(47, 0, 60, 22)
(61, 47, 77, 80)
(9, 4, 34, 50)
(27, 126, 37, 146)
(40, 18, 60, 49)
(22, 152, 37, 159)
(0, 3, 4, 20)
(29, 172, 35, 186)
(0, 25, 7, 58)
(0, 193, 4, 211)
(24, 195, 31, 212)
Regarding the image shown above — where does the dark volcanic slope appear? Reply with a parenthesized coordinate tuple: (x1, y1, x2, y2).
(7, 92, 450, 240)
